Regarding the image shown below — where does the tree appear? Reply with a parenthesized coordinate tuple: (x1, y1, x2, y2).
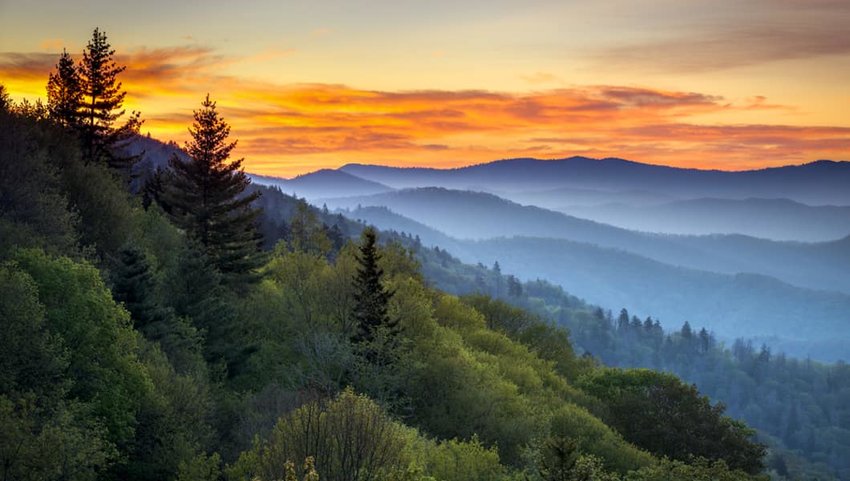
(77, 28, 142, 169)
(112, 244, 161, 330)
(160, 95, 264, 288)
(578, 368, 765, 474)
(351, 227, 397, 346)
(0, 84, 9, 111)
(229, 389, 409, 481)
(46, 49, 82, 129)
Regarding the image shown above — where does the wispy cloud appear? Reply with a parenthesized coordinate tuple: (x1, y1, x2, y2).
(592, 0, 850, 74)
(598, 25, 850, 73)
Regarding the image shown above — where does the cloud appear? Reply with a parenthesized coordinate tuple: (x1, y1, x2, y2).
(2, 44, 847, 175)
(521, 72, 560, 84)
(39, 38, 65, 51)
(599, 26, 850, 73)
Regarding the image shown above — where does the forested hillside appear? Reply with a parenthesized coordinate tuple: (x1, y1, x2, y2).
(0, 29, 789, 481)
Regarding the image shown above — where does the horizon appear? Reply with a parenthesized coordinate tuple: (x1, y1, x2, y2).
(2, 0, 849, 176)
(252, 155, 850, 181)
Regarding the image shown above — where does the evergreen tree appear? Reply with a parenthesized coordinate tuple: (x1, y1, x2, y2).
(617, 308, 630, 332)
(46, 49, 82, 129)
(0, 84, 9, 111)
(351, 227, 396, 346)
(77, 28, 141, 169)
(112, 244, 161, 330)
(160, 95, 264, 288)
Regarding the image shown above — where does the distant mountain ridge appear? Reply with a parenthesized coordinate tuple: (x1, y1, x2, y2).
(340, 157, 850, 205)
(558, 198, 850, 242)
(345, 205, 850, 361)
(250, 169, 394, 201)
(327, 187, 850, 294)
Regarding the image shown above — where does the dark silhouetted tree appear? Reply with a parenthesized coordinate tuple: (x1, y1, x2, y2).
(77, 28, 141, 169)
(159, 95, 264, 288)
(46, 49, 82, 129)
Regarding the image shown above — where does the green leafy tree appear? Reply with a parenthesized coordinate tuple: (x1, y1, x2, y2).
(13, 249, 150, 447)
(229, 389, 409, 481)
(46, 49, 82, 129)
(159, 95, 264, 288)
(77, 28, 142, 169)
(578, 368, 765, 474)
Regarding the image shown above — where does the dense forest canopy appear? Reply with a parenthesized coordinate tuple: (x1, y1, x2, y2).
(0, 28, 847, 481)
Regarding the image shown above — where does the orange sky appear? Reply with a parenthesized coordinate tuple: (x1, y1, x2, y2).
(1, 0, 849, 177)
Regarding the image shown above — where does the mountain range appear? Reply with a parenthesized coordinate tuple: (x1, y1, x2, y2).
(128, 140, 850, 360)
(339, 157, 850, 205)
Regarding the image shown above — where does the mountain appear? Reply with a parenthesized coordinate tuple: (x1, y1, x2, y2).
(341, 157, 850, 205)
(250, 169, 394, 201)
(504, 186, 678, 209)
(327, 188, 850, 294)
(558, 198, 850, 242)
(344, 206, 850, 362)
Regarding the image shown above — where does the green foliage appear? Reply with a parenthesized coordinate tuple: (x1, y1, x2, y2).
(228, 388, 412, 481)
(578, 368, 765, 474)
(13, 249, 150, 446)
(625, 457, 767, 481)
(61, 156, 138, 259)
(115, 342, 214, 480)
(289, 199, 333, 256)
(423, 436, 506, 481)
(177, 453, 222, 481)
(0, 395, 115, 481)
(0, 105, 79, 256)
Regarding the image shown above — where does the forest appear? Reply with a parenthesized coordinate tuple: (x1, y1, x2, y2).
(0, 28, 841, 481)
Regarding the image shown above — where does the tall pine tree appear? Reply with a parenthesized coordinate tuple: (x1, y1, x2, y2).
(46, 49, 82, 129)
(77, 28, 141, 170)
(351, 227, 397, 345)
(159, 95, 264, 288)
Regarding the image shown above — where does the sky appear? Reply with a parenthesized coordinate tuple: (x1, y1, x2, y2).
(1, 0, 849, 177)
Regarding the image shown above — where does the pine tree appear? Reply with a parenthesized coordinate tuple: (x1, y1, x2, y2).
(46, 49, 82, 129)
(111, 244, 161, 330)
(77, 28, 141, 169)
(351, 227, 396, 345)
(0, 84, 9, 111)
(160, 95, 264, 288)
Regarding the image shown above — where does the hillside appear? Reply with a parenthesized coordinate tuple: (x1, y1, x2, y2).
(6, 96, 800, 481)
(251, 169, 394, 200)
(329, 188, 850, 294)
(344, 205, 850, 361)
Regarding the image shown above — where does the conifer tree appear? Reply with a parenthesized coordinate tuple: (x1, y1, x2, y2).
(46, 49, 82, 129)
(351, 227, 396, 345)
(77, 28, 141, 169)
(112, 244, 161, 330)
(160, 95, 264, 288)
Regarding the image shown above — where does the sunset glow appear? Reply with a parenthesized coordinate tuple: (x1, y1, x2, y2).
(2, 0, 848, 177)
